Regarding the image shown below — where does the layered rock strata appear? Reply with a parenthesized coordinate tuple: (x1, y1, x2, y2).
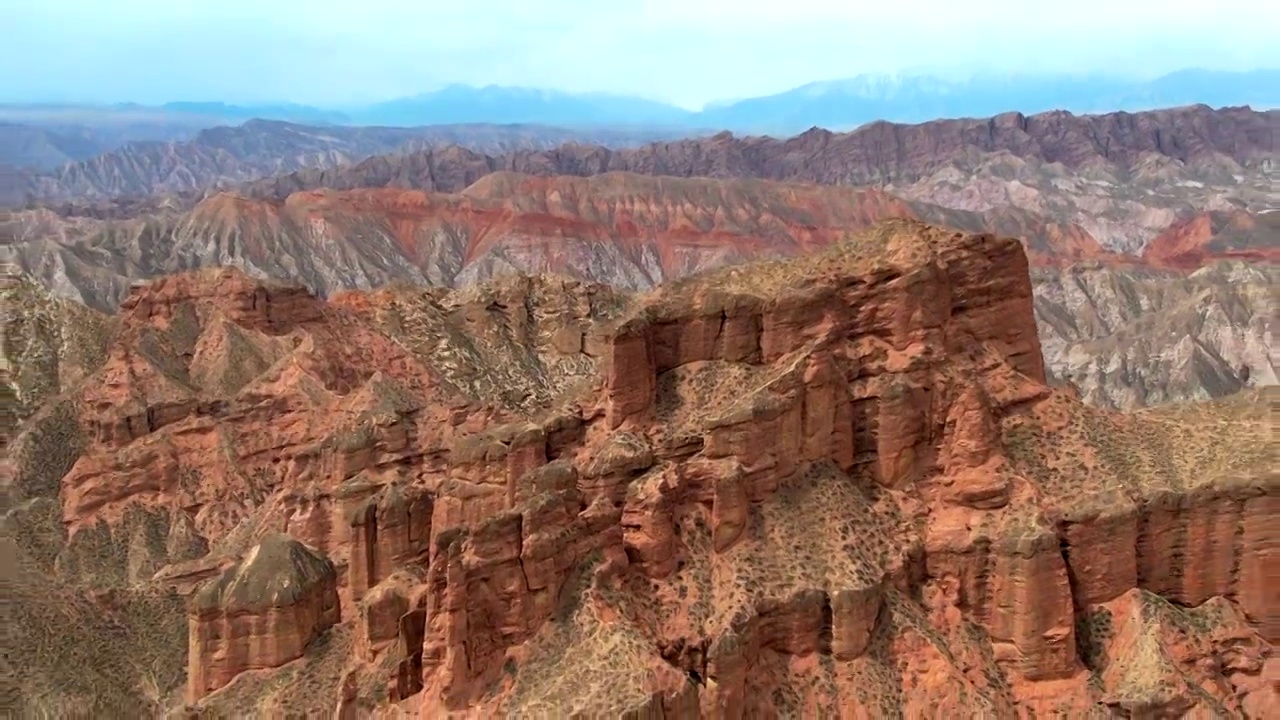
(402, 221, 1273, 715)
(22, 219, 1274, 715)
(10, 171, 1272, 417)
(187, 533, 340, 703)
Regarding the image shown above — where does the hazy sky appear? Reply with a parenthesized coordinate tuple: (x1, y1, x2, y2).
(3, 0, 1277, 108)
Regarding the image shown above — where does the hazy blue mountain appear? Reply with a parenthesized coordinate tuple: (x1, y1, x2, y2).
(696, 69, 1280, 134)
(1140, 69, 1280, 109)
(0, 122, 115, 169)
(335, 70, 1278, 133)
(0, 69, 1273, 148)
(0, 103, 343, 169)
(347, 84, 695, 128)
(159, 101, 351, 125)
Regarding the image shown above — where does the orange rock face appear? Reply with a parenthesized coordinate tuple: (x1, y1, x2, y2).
(1143, 209, 1280, 270)
(187, 533, 340, 703)
(35, 220, 1274, 715)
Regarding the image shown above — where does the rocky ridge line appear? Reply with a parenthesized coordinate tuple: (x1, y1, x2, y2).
(7, 219, 1271, 715)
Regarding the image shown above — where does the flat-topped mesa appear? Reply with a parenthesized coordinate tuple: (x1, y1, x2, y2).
(399, 220, 1083, 712)
(118, 266, 325, 334)
(187, 533, 340, 703)
(590, 221, 1085, 694)
(605, 220, 1046, 432)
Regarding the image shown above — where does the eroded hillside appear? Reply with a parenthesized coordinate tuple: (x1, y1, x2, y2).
(3, 220, 1274, 717)
(4, 171, 1274, 410)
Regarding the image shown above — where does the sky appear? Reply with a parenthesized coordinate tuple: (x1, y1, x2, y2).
(2, 0, 1278, 109)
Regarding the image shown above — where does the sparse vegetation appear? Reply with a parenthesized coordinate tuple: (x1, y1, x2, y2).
(3, 502, 190, 716)
(1076, 607, 1114, 670)
(4, 220, 1272, 718)
(999, 386, 1271, 511)
(362, 275, 631, 415)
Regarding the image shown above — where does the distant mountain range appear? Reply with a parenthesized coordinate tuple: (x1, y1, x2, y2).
(6, 105, 1275, 413)
(695, 68, 1280, 134)
(1, 69, 1275, 172)
(7, 120, 697, 204)
(161, 69, 1280, 133)
(343, 85, 696, 129)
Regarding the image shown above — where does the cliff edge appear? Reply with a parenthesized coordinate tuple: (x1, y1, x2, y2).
(5, 219, 1273, 716)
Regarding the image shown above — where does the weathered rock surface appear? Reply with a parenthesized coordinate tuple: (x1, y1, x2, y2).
(7, 173, 1275, 416)
(1033, 260, 1277, 409)
(4, 218, 1274, 716)
(1079, 589, 1279, 717)
(0, 262, 631, 714)
(187, 532, 340, 702)
(232, 105, 1276, 229)
(7, 120, 692, 205)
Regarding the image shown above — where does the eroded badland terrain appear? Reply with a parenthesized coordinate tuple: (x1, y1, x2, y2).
(5, 106, 1277, 410)
(1, 104, 1277, 718)
(3, 216, 1276, 717)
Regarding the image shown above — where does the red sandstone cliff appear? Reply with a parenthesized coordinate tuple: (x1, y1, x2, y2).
(187, 533, 340, 702)
(7, 219, 1271, 715)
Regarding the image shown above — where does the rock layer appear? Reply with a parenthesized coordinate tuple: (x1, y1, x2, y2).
(7, 169, 1272, 414)
(9, 120, 690, 205)
(7, 218, 1274, 716)
(187, 533, 340, 702)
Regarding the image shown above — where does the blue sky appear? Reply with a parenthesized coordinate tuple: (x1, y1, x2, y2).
(3, 0, 1277, 109)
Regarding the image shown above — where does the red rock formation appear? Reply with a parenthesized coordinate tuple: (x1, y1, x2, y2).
(187, 533, 340, 703)
(21, 219, 1272, 715)
(393, 221, 1269, 715)
(1143, 209, 1280, 269)
(1083, 589, 1276, 717)
(9, 171, 1144, 315)
(418, 221, 1269, 715)
(344, 483, 433, 603)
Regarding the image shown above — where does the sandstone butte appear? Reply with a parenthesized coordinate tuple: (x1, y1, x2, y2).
(21, 218, 1276, 716)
